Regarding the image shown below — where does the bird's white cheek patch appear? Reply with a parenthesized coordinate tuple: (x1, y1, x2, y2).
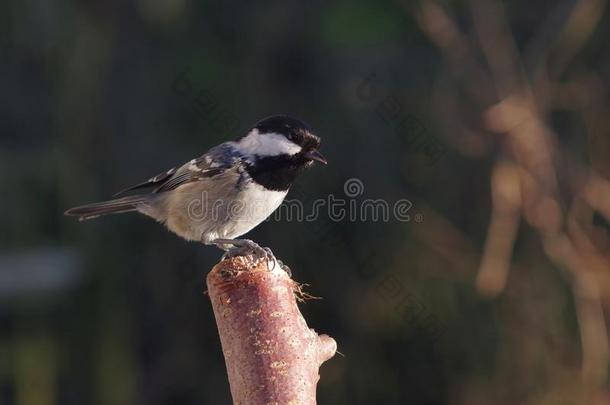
(235, 130, 301, 157)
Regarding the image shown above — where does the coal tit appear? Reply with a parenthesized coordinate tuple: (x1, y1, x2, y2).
(65, 115, 327, 259)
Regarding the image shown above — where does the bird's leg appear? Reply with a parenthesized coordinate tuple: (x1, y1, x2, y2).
(212, 238, 280, 271)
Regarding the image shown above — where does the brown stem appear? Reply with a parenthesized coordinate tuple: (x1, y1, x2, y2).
(207, 255, 336, 405)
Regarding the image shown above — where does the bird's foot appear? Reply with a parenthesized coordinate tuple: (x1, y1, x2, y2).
(277, 260, 292, 277)
(212, 238, 286, 273)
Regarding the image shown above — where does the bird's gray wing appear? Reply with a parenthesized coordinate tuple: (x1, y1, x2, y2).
(114, 144, 239, 196)
(113, 167, 179, 196)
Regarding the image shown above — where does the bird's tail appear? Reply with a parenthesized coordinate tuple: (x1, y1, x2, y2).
(64, 195, 147, 221)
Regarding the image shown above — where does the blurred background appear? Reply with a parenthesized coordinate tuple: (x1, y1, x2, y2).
(2, 0, 610, 404)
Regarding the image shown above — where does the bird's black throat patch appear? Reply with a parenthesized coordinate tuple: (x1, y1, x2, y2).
(245, 154, 311, 191)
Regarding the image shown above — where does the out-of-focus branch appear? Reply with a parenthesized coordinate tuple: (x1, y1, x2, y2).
(207, 255, 336, 405)
(476, 160, 522, 297)
(547, 0, 606, 79)
(415, 0, 610, 398)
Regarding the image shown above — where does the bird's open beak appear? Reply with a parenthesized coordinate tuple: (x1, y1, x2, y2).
(304, 150, 328, 164)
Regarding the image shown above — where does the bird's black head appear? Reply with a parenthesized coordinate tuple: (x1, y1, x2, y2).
(254, 115, 320, 151)
(235, 115, 327, 191)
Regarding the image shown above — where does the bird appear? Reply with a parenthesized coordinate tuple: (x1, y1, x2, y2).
(65, 115, 327, 262)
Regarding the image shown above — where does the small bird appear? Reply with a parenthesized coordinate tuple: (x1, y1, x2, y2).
(65, 115, 327, 261)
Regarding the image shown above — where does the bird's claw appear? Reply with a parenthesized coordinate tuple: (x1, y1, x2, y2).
(213, 239, 290, 275)
(277, 260, 292, 277)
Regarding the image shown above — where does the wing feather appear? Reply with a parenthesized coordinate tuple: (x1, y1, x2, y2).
(154, 166, 223, 192)
(113, 149, 232, 197)
(113, 168, 178, 196)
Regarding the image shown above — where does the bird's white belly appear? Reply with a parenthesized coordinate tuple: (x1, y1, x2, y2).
(214, 183, 287, 241)
(153, 179, 287, 243)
